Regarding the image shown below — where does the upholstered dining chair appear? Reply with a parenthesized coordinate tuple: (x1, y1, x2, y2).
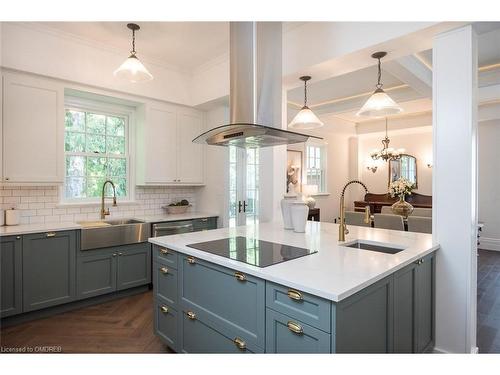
(373, 214, 405, 231)
(381, 206, 393, 214)
(345, 211, 371, 227)
(407, 216, 432, 234)
(410, 208, 432, 218)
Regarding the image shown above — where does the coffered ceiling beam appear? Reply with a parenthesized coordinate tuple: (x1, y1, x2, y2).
(382, 55, 432, 97)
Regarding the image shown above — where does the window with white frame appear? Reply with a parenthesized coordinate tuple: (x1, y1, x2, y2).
(64, 103, 130, 201)
(306, 144, 327, 193)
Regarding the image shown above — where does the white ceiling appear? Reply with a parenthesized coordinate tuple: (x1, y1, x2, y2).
(39, 22, 230, 70)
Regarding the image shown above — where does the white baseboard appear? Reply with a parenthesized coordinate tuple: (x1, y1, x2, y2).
(479, 237, 500, 251)
(432, 346, 478, 354)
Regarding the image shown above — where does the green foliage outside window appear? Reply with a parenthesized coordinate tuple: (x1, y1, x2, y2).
(64, 109, 128, 199)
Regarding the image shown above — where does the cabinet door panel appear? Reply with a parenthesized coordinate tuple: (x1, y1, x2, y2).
(22, 231, 76, 312)
(154, 262, 178, 307)
(416, 253, 435, 352)
(145, 105, 177, 183)
(177, 110, 204, 184)
(265, 308, 331, 353)
(335, 275, 393, 353)
(0, 236, 23, 317)
(116, 243, 151, 290)
(3, 73, 64, 183)
(393, 262, 417, 353)
(77, 251, 116, 299)
(155, 302, 179, 352)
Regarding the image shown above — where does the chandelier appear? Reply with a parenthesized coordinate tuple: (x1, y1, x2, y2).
(371, 118, 404, 162)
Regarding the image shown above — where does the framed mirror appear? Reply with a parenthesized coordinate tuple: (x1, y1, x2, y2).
(388, 154, 418, 188)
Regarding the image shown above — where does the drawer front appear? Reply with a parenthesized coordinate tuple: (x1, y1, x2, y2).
(153, 245, 178, 269)
(155, 302, 179, 352)
(265, 308, 331, 353)
(179, 255, 265, 348)
(180, 310, 262, 353)
(153, 262, 178, 306)
(266, 282, 331, 333)
(192, 217, 217, 231)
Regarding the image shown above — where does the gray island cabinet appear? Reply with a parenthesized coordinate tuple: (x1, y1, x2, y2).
(152, 244, 436, 354)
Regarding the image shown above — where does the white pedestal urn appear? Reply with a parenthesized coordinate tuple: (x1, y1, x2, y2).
(290, 201, 309, 233)
(280, 196, 296, 230)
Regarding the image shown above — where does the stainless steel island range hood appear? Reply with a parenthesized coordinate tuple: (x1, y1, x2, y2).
(193, 22, 321, 148)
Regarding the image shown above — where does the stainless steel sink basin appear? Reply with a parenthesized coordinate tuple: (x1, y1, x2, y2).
(342, 240, 405, 254)
(78, 219, 151, 250)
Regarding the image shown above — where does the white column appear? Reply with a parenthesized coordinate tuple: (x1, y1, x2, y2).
(432, 25, 478, 353)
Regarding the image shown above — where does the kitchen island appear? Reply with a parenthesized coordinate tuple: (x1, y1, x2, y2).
(149, 221, 438, 353)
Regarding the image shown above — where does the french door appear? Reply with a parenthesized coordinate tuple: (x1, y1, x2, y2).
(228, 146, 259, 227)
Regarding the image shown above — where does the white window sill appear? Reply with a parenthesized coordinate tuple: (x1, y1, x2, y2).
(312, 192, 330, 197)
(56, 200, 140, 208)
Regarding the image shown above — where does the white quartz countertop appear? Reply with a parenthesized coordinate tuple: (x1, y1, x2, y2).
(0, 222, 82, 237)
(132, 212, 219, 223)
(149, 221, 438, 302)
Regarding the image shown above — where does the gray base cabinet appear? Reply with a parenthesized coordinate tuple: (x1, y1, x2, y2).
(22, 231, 77, 312)
(152, 245, 436, 354)
(1, 236, 23, 317)
(77, 243, 151, 299)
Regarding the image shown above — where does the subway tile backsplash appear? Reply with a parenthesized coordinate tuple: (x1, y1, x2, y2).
(0, 186, 198, 224)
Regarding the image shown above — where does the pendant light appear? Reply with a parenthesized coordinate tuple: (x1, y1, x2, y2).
(113, 23, 153, 83)
(357, 52, 402, 117)
(288, 76, 324, 130)
(370, 118, 405, 162)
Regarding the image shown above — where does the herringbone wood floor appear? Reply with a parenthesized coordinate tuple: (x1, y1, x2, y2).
(0, 291, 170, 353)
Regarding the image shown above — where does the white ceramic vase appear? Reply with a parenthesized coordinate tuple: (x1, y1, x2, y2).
(290, 202, 308, 233)
(280, 196, 296, 230)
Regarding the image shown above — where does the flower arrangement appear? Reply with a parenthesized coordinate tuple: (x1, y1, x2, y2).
(389, 177, 414, 199)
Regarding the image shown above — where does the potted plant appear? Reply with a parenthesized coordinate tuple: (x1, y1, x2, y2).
(389, 177, 414, 218)
(163, 199, 191, 215)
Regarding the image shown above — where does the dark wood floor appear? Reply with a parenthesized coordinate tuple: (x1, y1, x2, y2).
(477, 249, 500, 354)
(0, 291, 169, 353)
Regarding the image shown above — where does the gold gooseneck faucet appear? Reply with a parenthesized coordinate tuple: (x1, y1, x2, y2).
(339, 180, 370, 242)
(100, 180, 118, 219)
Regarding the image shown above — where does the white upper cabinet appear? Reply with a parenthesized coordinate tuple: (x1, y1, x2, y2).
(177, 108, 205, 184)
(136, 102, 205, 186)
(2, 72, 64, 183)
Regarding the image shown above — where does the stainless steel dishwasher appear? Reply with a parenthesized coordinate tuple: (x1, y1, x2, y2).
(152, 220, 195, 237)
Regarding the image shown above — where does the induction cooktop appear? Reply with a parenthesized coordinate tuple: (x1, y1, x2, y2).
(186, 236, 317, 268)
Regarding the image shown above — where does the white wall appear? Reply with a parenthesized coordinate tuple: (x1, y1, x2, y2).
(288, 115, 357, 222)
(1, 23, 193, 106)
(357, 127, 433, 198)
(478, 120, 500, 251)
(195, 105, 229, 227)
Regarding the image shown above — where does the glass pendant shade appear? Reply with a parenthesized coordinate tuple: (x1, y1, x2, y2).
(357, 88, 403, 117)
(114, 53, 153, 83)
(289, 106, 324, 130)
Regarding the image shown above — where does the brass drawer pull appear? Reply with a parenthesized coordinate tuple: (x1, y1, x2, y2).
(160, 306, 169, 314)
(287, 289, 303, 301)
(187, 256, 196, 264)
(160, 267, 169, 274)
(233, 337, 246, 350)
(186, 311, 196, 320)
(159, 248, 170, 255)
(287, 321, 304, 335)
(201, 218, 208, 222)
(234, 272, 246, 282)
(46, 232, 56, 237)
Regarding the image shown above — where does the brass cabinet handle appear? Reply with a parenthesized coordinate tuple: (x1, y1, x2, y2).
(160, 267, 169, 274)
(112, 253, 117, 257)
(233, 337, 246, 350)
(201, 218, 208, 222)
(287, 321, 304, 335)
(160, 306, 169, 314)
(118, 252, 123, 256)
(16, 236, 21, 240)
(187, 256, 196, 264)
(46, 232, 56, 237)
(186, 311, 196, 320)
(159, 248, 170, 255)
(414, 259, 423, 265)
(234, 272, 246, 282)
(287, 289, 303, 301)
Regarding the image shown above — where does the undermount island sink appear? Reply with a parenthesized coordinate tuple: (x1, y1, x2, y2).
(341, 240, 406, 254)
(78, 219, 151, 250)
